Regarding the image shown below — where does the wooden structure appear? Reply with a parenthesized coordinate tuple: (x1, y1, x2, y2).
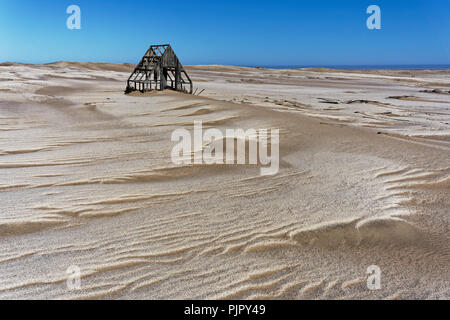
(125, 44, 193, 94)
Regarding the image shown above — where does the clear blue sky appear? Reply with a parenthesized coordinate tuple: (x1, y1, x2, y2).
(0, 0, 449, 66)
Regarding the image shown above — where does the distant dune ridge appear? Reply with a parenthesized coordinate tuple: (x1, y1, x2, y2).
(0, 61, 135, 72)
(0, 62, 448, 299)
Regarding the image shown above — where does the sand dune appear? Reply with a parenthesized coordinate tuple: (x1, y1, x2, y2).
(0, 63, 448, 299)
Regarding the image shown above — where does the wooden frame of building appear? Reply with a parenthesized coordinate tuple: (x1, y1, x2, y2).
(125, 44, 193, 94)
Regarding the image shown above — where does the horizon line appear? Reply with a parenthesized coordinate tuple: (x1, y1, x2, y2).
(2, 61, 450, 71)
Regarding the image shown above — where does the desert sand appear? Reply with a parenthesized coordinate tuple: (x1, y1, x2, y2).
(0, 62, 449, 299)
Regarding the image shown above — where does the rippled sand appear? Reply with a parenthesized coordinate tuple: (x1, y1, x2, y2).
(0, 62, 449, 299)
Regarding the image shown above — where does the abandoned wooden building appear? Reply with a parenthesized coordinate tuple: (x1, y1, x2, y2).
(125, 44, 193, 94)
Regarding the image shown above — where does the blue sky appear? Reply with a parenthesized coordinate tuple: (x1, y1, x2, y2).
(0, 0, 449, 66)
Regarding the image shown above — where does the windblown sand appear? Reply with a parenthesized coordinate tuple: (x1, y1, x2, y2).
(0, 62, 449, 299)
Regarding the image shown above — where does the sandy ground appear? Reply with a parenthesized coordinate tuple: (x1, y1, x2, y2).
(0, 62, 449, 299)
